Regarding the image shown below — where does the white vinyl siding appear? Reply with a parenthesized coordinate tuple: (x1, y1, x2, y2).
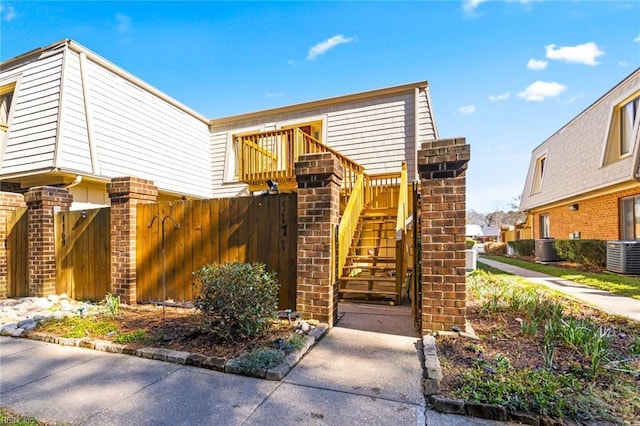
(57, 50, 213, 198)
(210, 86, 435, 194)
(0, 51, 63, 173)
(521, 69, 640, 211)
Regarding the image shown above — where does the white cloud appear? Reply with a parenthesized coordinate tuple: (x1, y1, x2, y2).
(265, 92, 285, 98)
(545, 42, 604, 66)
(634, 34, 640, 43)
(1, 5, 16, 21)
(307, 35, 354, 60)
(115, 13, 131, 33)
(619, 60, 630, 67)
(462, 0, 488, 13)
(488, 92, 511, 102)
(527, 59, 548, 70)
(517, 81, 566, 102)
(458, 105, 476, 115)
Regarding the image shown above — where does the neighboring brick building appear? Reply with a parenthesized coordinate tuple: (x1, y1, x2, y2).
(520, 68, 640, 242)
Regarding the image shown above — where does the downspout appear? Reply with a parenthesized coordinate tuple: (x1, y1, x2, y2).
(414, 87, 419, 182)
(79, 51, 99, 174)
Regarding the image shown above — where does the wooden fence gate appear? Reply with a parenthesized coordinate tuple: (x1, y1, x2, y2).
(7, 207, 28, 297)
(55, 208, 111, 300)
(136, 194, 297, 309)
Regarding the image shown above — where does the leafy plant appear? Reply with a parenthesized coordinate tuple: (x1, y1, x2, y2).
(103, 293, 121, 318)
(281, 333, 305, 353)
(520, 319, 539, 337)
(114, 330, 155, 344)
(234, 347, 285, 375)
(37, 316, 118, 338)
(193, 262, 280, 342)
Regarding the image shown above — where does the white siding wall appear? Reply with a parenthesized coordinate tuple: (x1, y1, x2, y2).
(0, 51, 63, 174)
(210, 87, 436, 195)
(58, 50, 213, 198)
(521, 71, 640, 210)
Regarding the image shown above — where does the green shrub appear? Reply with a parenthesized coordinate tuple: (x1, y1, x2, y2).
(193, 262, 280, 342)
(484, 242, 507, 255)
(235, 347, 285, 375)
(507, 239, 535, 257)
(465, 238, 476, 249)
(553, 240, 606, 267)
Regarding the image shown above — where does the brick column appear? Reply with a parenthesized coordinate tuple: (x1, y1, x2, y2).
(0, 192, 27, 299)
(418, 138, 470, 334)
(295, 152, 343, 326)
(24, 187, 73, 297)
(107, 177, 158, 305)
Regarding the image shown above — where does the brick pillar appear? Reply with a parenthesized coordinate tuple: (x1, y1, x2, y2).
(24, 187, 73, 297)
(107, 177, 158, 305)
(0, 192, 27, 299)
(295, 152, 343, 326)
(418, 138, 470, 334)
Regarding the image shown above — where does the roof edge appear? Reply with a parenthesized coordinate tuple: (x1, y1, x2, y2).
(528, 67, 640, 154)
(210, 81, 429, 126)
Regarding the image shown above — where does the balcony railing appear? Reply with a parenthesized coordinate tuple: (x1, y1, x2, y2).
(235, 128, 364, 193)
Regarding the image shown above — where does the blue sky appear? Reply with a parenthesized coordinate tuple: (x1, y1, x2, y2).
(1, 1, 639, 213)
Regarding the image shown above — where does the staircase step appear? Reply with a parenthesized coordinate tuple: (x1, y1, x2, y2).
(342, 265, 396, 271)
(340, 276, 396, 283)
(346, 255, 395, 262)
(339, 288, 399, 296)
(362, 209, 397, 217)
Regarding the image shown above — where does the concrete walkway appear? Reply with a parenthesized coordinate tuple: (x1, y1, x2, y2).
(0, 302, 508, 425)
(479, 257, 640, 322)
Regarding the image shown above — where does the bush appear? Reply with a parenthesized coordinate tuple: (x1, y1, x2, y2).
(193, 262, 280, 342)
(484, 242, 507, 255)
(553, 240, 606, 267)
(507, 239, 535, 257)
(466, 238, 476, 249)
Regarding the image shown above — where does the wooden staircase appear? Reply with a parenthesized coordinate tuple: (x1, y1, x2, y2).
(339, 207, 402, 304)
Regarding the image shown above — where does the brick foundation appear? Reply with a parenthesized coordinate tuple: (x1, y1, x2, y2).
(418, 138, 470, 334)
(0, 192, 27, 299)
(295, 152, 343, 326)
(107, 177, 158, 305)
(24, 187, 73, 297)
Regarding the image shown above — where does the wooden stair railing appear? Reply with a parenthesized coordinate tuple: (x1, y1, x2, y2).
(235, 128, 364, 193)
(338, 163, 408, 305)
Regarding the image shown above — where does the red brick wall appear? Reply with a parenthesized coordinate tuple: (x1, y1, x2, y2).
(107, 177, 158, 304)
(24, 187, 73, 297)
(0, 192, 27, 299)
(295, 152, 343, 326)
(532, 186, 640, 240)
(418, 138, 470, 334)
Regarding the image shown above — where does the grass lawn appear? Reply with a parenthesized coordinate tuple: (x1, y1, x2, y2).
(479, 254, 640, 300)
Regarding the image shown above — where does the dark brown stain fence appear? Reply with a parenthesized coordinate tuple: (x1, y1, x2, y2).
(7, 207, 28, 297)
(55, 208, 111, 300)
(136, 194, 297, 309)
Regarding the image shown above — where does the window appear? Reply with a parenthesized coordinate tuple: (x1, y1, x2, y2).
(620, 195, 640, 240)
(603, 91, 640, 166)
(0, 83, 16, 134)
(531, 154, 546, 194)
(620, 95, 639, 155)
(539, 214, 550, 238)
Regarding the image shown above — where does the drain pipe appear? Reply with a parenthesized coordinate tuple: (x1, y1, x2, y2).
(64, 175, 82, 189)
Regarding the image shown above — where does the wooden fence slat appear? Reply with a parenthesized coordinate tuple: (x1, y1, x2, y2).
(135, 195, 297, 307)
(8, 207, 28, 297)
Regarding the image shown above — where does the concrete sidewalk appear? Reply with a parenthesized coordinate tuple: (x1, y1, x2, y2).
(479, 257, 640, 322)
(0, 302, 508, 425)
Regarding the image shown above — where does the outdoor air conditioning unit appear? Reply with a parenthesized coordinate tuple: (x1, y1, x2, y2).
(535, 238, 561, 262)
(606, 241, 640, 274)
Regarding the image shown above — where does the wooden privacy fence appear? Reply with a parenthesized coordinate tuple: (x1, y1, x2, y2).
(55, 208, 111, 300)
(136, 194, 297, 309)
(7, 207, 28, 297)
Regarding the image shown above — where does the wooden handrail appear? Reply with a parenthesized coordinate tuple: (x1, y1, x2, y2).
(337, 173, 366, 276)
(235, 127, 364, 193)
(395, 162, 408, 233)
